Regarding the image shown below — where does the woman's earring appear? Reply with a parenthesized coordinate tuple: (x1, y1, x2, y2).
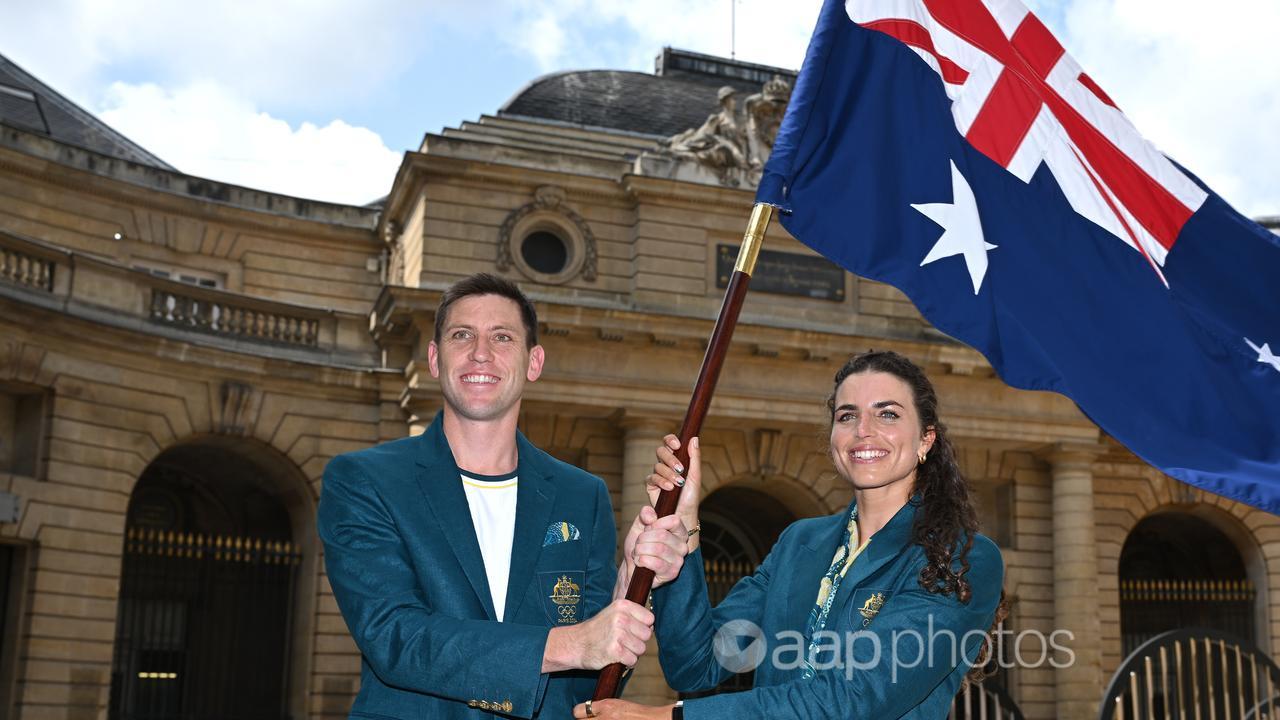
(918, 451, 927, 465)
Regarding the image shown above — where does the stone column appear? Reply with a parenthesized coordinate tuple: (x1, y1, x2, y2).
(619, 418, 674, 545)
(1045, 443, 1105, 720)
(618, 415, 677, 705)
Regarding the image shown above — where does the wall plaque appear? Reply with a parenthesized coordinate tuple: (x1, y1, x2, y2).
(716, 244, 846, 301)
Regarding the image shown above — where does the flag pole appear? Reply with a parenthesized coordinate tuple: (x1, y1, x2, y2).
(593, 201, 774, 700)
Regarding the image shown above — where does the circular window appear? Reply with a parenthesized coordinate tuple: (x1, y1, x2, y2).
(520, 231, 569, 275)
(501, 206, 593, 285)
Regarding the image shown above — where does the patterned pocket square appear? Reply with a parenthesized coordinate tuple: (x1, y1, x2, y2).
(543, 521, 581, 546)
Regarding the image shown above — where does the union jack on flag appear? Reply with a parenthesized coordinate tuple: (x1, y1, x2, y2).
(758, 0, 1280, 510)
(850, 0, 1205, 283)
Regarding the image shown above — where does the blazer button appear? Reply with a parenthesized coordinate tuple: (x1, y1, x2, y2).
(502, 700, 513, 712)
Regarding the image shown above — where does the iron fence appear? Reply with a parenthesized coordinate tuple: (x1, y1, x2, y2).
(109, 528, 300, 720)
(1100, 627, 1280, 720)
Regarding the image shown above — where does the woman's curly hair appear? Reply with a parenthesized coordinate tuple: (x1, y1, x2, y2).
(826, 350, 1009, 683)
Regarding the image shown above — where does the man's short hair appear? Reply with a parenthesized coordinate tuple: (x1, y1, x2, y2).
(434, 273, 539, 349)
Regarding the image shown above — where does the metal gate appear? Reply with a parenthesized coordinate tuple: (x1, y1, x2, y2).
(1099, 627, 1280, 720)
(109, 527, 301, 720)
(950, 680, 1025, 720)
(1120, 579, 1256, 658)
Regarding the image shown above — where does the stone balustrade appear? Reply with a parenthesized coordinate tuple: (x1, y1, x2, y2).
(0, 229, 371, 361)
(149, 285, 322, 347)
(0, 242, 56, 292)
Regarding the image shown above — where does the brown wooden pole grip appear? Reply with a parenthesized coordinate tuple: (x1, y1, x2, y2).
(592, 204, 772, 700)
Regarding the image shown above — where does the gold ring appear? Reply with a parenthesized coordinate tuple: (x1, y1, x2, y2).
(585, 699, 596, 718)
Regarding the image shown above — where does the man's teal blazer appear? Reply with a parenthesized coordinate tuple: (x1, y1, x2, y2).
(654, 500, 1004, 719)
(318, 414, 617, 719)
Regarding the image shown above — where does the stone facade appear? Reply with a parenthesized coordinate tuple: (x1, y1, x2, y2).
(1, 48, 1277, 720)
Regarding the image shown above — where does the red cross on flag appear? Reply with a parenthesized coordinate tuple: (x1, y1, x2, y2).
(849, 0, 1209, 281)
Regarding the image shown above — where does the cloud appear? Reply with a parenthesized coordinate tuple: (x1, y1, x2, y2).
(1054, 0, 1280, 216)
(502, 0, 820, 73)
(2, 0, 417, 205)
(99, 82, 401, 205)
(1, 0, 446, 114)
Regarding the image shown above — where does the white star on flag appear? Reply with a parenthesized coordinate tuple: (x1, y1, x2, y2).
(1245, 338, 1280, 373)
(915, 161, 997, 294)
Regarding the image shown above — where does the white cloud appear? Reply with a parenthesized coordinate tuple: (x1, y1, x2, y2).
(1053, 0, 1280, 216)
(99, 82, 401, 205)
(502, 0, 819, 73)
(2, 0, 432, 113)
(524, 12, 571, 71)
(2, 0, 419, 205)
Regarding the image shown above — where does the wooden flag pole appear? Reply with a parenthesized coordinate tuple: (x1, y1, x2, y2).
(592, 202, 774, 700)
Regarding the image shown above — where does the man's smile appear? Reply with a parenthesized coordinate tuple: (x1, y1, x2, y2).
(461, 373, 501, 384)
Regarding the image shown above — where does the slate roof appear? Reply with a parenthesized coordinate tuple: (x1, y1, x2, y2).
(500, 48, 797, 139)
(0, 52, 173, 169)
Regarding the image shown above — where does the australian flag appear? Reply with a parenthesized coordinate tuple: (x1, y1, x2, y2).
(758, 0, 1280, 511)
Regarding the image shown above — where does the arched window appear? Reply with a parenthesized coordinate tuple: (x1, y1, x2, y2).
(1119, 512, 1256, 656)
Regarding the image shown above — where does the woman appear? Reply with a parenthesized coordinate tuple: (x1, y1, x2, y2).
(577, 350, 1006, 719)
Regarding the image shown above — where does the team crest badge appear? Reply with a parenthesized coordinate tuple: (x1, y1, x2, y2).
(860, 592, 886, 627)
(549, 574, 582, 624)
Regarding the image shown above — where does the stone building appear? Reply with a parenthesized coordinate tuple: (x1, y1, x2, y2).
(0, 47, 1276, 720)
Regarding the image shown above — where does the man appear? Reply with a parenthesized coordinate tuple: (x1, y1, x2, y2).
(319, 273, 687, 719)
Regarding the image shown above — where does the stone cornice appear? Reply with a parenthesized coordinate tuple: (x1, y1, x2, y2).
(0, 293, 390, 395)
(620, 172, 758, 209)
(372, 283, 996, 362)
(380, 151, 633, 236)
(1036, 440, 1110, 469)
(375, 284, 1096, 443)
(393, 370, 1096, 444)
(0, 127, 381, 245)
(1, 230, 381, 370)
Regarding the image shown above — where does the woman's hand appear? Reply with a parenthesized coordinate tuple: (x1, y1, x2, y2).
(615, 434, 704, 597)
(620, 505, 689, 589)
(648, 435, 702, 550)
(573, 699, 675, 719)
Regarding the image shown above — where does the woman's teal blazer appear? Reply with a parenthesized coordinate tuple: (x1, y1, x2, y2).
(654, 499, 1004, 719)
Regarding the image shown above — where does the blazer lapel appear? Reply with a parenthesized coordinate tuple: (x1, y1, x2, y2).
(790, 508, 851, 629)
(833, 500, 919, 620)
(415, 416, 497, 621)
(503, 432, 556, 621)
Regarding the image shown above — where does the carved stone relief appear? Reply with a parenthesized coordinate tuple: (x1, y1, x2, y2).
(383, 219, 406, 287)
(650, 75, 793, 188)
(0, 341, 47, 383)
(216, 380, 259, 436)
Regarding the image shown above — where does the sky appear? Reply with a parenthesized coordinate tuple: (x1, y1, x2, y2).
(2, 0, 1276, 216)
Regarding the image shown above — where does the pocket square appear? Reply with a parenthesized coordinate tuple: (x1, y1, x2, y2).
(543, 521, 581, 546)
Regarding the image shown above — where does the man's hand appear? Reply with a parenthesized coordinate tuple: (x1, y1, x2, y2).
(541, 599, 654, 672)
(620, 506, 689, 590)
